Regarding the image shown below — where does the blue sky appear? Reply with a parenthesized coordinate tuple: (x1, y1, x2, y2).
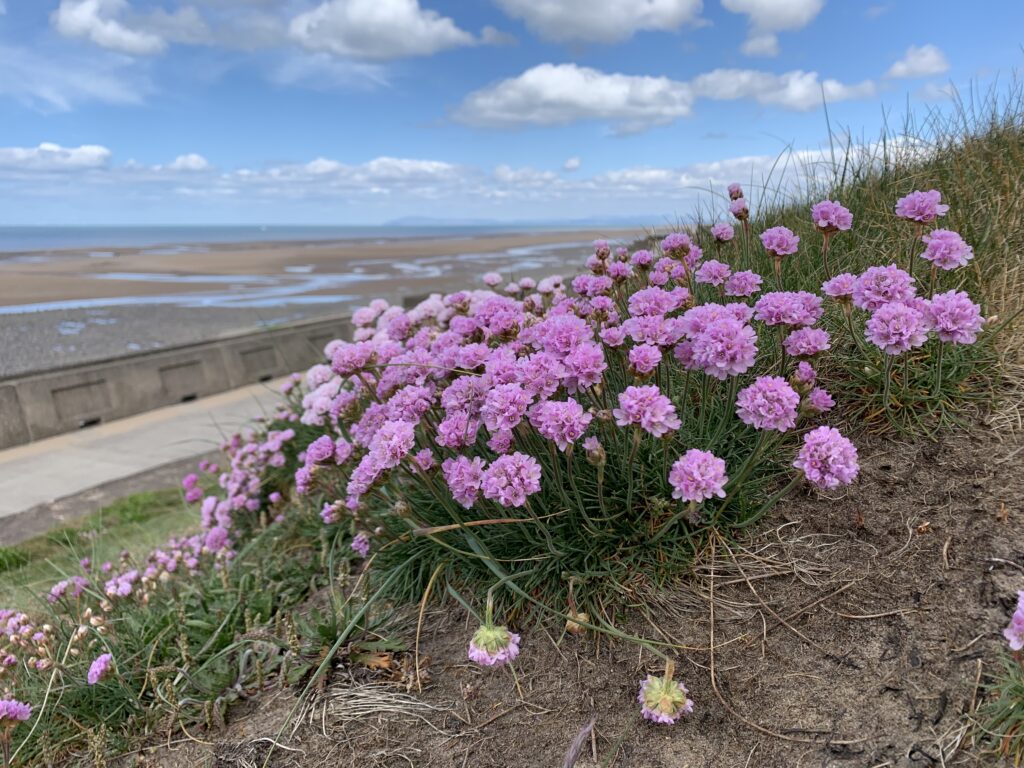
(0, 0, 1019, 225)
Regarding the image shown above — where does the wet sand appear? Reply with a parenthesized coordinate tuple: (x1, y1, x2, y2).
(0, 229, 644, 377)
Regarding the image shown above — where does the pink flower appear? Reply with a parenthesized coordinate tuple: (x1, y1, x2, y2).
(629, 344, 663, 375)
(631, 249, 654, 268)
(481, 452, 542, 508)
(613, 385, 681, 437)
(759, 226, 800, 257)
(852, 265, 916, 311)
(689, 317, 758, 380)
(753, 292, 823, 327)
(783, 328, 830, 358)
(468, 624, 520, 667)
(0, 698, 32, 723)
(695, 259, 732, 286)
(528, 398, 592, 452)
(865, 301, 930, 355)
(669, 449, 728, 502)
(442, 456, 486, 508)
(793, 361, 816, 388)
(482, 271, 502, 287)
(810, 200, 853, 232)
(351, 532, 370, 558)
(730, 198, 749, 220)
(435, 411, 480, 449)
(794, 426, 859, 489)
(629, 287, 679, 317)
(805, 387, 835, 413)
(87, 653, 113, 685)
(924, 290, 984, 344)
(895, 189, 949, 222)
(638, 675, 694, 724)
(368, 420, 416, 469)
(736, 376, 800, 432)
(660, 232, 693, 258)
(822, 273, 857, 299)
(711, 222, 735, 242)
(724, 270, 762, 298)
(727, 182, 743, 200)
(921, 229, 974, 270)
(1003, 591, 1024, 651)
(481, 383, 533, 433)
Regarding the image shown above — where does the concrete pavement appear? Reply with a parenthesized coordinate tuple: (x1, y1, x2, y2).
(0, 377, 288, 528)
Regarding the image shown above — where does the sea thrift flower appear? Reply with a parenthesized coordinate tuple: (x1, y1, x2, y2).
(783, 328, 831, 358)
(895, 189, 949, 222)
(729, 198, 749, 221)
(481, 453, 542, 507)
(793, 361, 817, 389)
(612, 385, 681, 438)
(529, 398, 592, 452)
(669, 449, 728, 503)
(1003, 591, 1024, 651)
(852, 265, 917, 311)
(925, 290, 984, 344)
(921, 229, 974, 271)
(442, 456, 486, 508)
(695, 259, 732, 287)
(368, 420, 416, 469)
(689, 317, 758, 380)
(811, 200, 853, 232)
(631, 249, 654, 268)
(629, 344, 663, 376)
(480, 383, 532, 433)
(482, 272, 502, 287)
(804, 387, 835, 413)
(753, 292, 823, 327)
(468, 624, 520, 667)
(724, 270, 762, 298)
(351, 532, 370, 558)
(759, 226, 799, 257)
(0, 699, 31, 724)
(736, 376, 800, 432)
(660, 232, 693, 259)
(638, 674, 694, 725)
(629, 287, 679, 317)
(87, 653, 113, 685)
(711, 222, 734, 242)
(822, 273, 857, 299)
(794, 426, 859, 489)
(865, 301, 930, 355)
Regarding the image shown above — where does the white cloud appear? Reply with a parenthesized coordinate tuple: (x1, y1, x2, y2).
(454, 63, 694, 132)
(51, 0, 167, 56)
(167, 153, 210, 171)
(0, 43, 148, 111)
(0, 142, 112, 171)
(270, 52, 390, 90)
(492, 0, 702, 43)
(886, 44, 949, 79)
(721, 0, 824, 57)
(691, 68, 875, 110)
(289, 0, 477, 60)
(563, 156, 581, 171)
(455, 63, 874, 131)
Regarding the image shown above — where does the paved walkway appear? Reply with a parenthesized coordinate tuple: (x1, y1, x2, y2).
(0, 377, 287, 527)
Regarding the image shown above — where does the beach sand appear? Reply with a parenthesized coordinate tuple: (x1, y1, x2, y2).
(0, 228, 647, 377)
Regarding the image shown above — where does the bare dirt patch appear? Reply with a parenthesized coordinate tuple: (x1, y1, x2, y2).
(128, 425, 1024, 768)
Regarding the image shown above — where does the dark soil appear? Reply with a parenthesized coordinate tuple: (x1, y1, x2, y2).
(129, 425, 1024, 768)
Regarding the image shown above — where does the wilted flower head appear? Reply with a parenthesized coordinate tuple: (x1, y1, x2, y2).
(1004, 591, 1024, 651)
(865, 301, 930, 355)
(724, 270, 762, 298)
(736, 376, 800, 432)
(759, 226, 800, 257)
(853, 265, 916, 312)
(638, 674, 694, 725)
(925, 290, 984, 344)
(895, 189, 949, 222)
(794, 426, 859, 489)
(921, 229, 974, 271)
(811, 200, 853, 232)
(613, 385, 681, 437)
(669, 449, 728, 503)
(468, 624, 520, 667)
(727, 182, 743, 200)
(711, 222, 735, 242)
(87, 653, 113, 685)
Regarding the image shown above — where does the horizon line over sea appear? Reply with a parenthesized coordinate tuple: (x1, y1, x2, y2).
(0, 221, 663, 254)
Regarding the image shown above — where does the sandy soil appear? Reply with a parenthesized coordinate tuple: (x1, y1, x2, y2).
(123, 423, 1024, 768)
(0, 230, 640, 307)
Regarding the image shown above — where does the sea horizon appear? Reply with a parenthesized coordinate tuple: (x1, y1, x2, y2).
(0, 221, 658, 254)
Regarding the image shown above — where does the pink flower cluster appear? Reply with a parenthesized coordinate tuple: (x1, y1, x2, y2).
(669, 449, 728, 503)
